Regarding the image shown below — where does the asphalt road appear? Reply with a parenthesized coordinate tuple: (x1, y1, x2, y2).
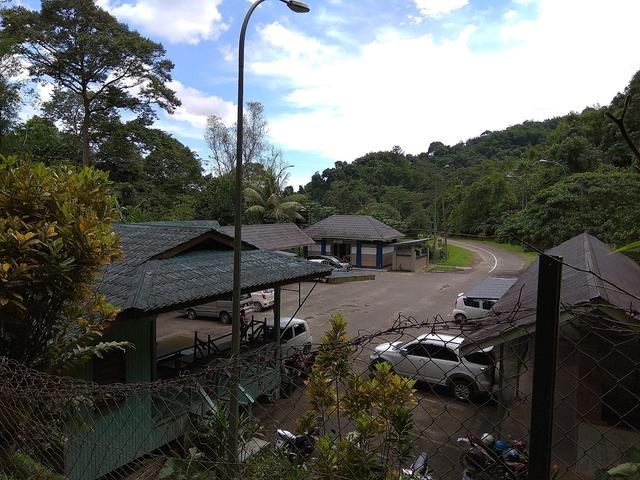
(278, 239, 526, 340)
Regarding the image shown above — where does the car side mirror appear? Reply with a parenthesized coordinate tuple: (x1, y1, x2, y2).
(400, 348, 408, 356)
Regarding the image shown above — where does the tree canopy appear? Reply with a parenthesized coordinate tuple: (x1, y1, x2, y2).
(1, 0, 180, 165)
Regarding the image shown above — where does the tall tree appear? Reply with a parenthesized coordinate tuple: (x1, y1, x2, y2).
(1, 0, 180, 165)
(205, 101, 290, 181)
(0, 29, 22, 142)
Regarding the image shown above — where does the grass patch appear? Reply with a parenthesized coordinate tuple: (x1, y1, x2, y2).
(451, 237, 538, 266)
(433, 244, 476, 268)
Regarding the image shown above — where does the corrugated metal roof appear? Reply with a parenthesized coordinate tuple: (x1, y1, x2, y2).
(461, 233, 640, 352)
(305, 215, 405, 241)
(99, 222, 331, 314)
(465, 277, 518, 299)
(221, 223, 315, 251)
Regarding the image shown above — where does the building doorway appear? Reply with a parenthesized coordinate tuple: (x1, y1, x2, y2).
(333, 242, 352, 262)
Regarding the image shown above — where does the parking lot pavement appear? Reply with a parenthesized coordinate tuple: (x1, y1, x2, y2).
(280, 239, 526, 340)
(155, 241, 527, 358)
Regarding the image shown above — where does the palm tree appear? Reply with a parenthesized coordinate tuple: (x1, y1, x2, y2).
(244, 168, 306, 223)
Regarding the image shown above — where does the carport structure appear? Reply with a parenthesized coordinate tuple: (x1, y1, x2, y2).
(61, 221, 331, 480)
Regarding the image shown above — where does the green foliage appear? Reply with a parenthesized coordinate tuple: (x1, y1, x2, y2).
(1, 0, 179, 165)
(450, 172, 515, 236)
(301, 70, 640, 250)
(300, 314, 417, 478)
(0, 155, 126, 371)
(498, 172, 640, 249)
(244, 168, 305, 223)
(0, 449, 65, 480)
(357, 202, 406, 232)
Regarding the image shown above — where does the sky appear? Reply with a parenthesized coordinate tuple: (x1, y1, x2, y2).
(17, 0, 640, 188)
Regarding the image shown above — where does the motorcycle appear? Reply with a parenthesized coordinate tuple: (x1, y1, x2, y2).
(458, 433, 528, 480)
(400, 452, 435, 480)
(274, 427, 318, 462)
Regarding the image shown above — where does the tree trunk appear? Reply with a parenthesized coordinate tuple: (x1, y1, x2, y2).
(81, 93, 91, 166)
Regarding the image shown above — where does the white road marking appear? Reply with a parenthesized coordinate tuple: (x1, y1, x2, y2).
(451, 241, 499, 273)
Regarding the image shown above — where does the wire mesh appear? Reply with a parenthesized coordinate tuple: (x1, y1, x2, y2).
(1, 303, 639, 479)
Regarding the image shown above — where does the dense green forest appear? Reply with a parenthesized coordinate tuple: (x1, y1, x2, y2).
(2, 0, 640, 251)
(302, 71, 640, 249)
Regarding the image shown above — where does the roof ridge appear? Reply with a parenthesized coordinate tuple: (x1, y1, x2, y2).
(582, 233, 609, 303)
(367, 215, 387, 241)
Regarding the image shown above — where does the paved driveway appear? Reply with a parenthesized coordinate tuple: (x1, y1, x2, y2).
(156, 240, 526, 357)
(279, 239, 526, 339)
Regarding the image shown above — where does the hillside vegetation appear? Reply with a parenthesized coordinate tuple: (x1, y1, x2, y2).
(302, 71, 640, 250)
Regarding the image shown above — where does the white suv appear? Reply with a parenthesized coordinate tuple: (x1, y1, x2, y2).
(369, 333, 497, 401)
(251, 289, 275, 312)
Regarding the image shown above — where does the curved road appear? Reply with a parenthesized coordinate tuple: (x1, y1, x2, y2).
(280, 240, 529, 339)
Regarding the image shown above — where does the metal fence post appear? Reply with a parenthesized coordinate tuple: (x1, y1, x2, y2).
(528, 254, 563, 480)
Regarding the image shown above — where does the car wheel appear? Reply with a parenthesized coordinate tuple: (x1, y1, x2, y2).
(186, 309, 197, 320)
(450, 377, 474, 401)
(220, 311, 231, 324)
(253, 301, 262, 312)
(454, 313, 467, 323)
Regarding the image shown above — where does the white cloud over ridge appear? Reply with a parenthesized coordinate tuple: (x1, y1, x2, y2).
(413, 0, 469, 17)
(250, 0, 640, 163)
(97, 0, 228, 44)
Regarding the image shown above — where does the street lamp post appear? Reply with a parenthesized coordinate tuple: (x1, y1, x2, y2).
(539, 159, 567, 176)
(229, 0, 309, 470)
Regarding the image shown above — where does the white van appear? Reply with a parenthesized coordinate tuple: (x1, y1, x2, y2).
(452, 277, 517, 323)
(265, 317, 312, 356)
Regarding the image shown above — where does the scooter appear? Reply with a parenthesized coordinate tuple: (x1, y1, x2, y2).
(401, 452, 435, 479)
(274, 427, 318, 462)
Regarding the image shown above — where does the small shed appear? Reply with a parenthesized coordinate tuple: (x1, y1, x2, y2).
(305, 215, 405, 268)
(460, 233, 640, 477)
(392, 238, 430, 272)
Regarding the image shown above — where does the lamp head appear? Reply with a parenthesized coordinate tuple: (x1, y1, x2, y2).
(281, 0, 310, 13)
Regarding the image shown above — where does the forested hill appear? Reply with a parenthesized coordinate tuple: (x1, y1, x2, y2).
(302, 70, 640, 250)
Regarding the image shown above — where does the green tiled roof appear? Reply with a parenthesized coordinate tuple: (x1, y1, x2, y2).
(100, 223, 331, 314)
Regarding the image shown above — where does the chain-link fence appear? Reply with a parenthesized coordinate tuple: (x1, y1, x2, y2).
(1, 267, 639, 479)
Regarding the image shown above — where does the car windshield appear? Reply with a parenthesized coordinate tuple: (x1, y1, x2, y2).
(325, 256, 341, 263)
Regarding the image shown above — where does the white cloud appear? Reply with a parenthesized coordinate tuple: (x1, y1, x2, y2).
(413, 0, 468, 17)
(97, 0, 228, 44)
(503, 9, 517, 20)
(249, 0, 640, 164)
(164, 80, 235, 132)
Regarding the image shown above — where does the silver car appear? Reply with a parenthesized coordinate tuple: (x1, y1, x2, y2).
(369, 333, 497, 401)
(183, 294, 254, 323)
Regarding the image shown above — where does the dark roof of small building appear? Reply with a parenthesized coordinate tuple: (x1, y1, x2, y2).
(99, 222, 331, 314)
(460, 233, 640, 353)
(466, 277, 518, 300)
(305, 215, 405, 242)
(221, 223, 315, 251)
